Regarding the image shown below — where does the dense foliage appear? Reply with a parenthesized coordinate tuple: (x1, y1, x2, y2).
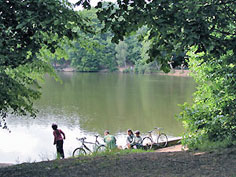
(76, 0, 236, 148)
(52, 8, 158, 73)
(179, 49, 236, 149)
(0, 0, 90, 125)
(65, 8, 118, 72)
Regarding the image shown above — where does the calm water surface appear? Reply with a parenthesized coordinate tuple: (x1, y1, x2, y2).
(0, 72, 195, 163)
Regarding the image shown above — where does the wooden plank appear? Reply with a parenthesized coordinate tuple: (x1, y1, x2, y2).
(166, 137, 182, 147)
(144, 137, 182, 150)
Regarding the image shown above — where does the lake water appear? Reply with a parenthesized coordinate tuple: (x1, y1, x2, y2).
(0, 72, 195, 163)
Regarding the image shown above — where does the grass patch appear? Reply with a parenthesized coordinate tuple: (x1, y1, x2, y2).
(190, 138, 236, 152)
(95, 148, 153, 156)
(72, 148, 154, 159)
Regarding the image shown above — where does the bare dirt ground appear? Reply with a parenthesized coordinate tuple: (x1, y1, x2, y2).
(0, 145, 235, 177)
(155, 144, 188, 153)
(0, 163, 13, 168)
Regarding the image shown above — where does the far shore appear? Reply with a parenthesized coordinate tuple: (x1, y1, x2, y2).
(158, 69, 190, 77)
(57, 67, 191, 77)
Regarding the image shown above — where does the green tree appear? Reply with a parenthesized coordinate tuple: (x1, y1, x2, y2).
(125, 35, 142, 65)
(115, 41, 128, 67)
(65, 8, 117, 72)
(179, 48, 236, 150)
(78, 0, 236, 148)
(0, 0, 90, 124)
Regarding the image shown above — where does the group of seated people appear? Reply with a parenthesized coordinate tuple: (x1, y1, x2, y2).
(103, 129, 143, 150)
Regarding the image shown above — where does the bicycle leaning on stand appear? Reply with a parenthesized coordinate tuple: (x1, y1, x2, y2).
(72, 135, 106, 157)
(142, 127, 168, 149)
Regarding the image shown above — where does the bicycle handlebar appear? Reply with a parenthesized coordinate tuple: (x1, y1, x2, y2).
(146, 127, 164, 134)
(154, 127, 163, 130)
(76, 137, 98, 145)
(76, 137, 86, 141)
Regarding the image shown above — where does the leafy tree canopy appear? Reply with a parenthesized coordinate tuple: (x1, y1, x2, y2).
(51, 7, 144, 73)
(0, 0, 90, 125)
(93, 0, 236, 71)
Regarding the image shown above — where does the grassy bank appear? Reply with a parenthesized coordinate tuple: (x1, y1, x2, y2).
(0, 147, 236, 177)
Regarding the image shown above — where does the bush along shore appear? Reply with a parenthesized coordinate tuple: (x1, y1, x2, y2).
(0, 146, 236, 177)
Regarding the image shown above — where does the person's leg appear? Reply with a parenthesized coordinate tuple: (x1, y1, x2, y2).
(56, 142, 61, 159)
(127, 143, 131, 149)
(136, 144, 142, 149)
(57, 140, 65, 159)
(60, 141, 65, 158)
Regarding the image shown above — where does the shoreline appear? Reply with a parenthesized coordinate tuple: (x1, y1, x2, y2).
(57, 67, 191, 77)
(158, 69, 190, 77)
(0, 163, 13, 168)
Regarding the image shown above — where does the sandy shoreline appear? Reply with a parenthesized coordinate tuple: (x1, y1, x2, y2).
(0, 163, 13, 168)
(156, 144, 188, 152)
(159, 69, 190, 77)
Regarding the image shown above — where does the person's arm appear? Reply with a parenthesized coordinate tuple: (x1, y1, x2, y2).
(130, 140, 135, 145)
(114, 136, 117, 144)
(60, 130, 66, 139)
(104, 136, 106, 143)
(126, 136, 130, 144)
(137, 137, 142, 144)
(130, 136, 135, 145)
(53, 132, 56, 145)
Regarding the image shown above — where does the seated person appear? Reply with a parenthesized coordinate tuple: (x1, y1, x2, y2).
(104, 130, 117, 150)
(133, 130, 143, 149)
(126, 129, 134, 149)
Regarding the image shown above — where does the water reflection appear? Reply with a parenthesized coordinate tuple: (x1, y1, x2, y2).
(0, 73, 195, 163)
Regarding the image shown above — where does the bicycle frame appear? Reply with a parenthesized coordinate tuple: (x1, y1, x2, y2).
(147, 131, 154, 142)
(153, 127, 168, 147)
(94, 135, 101, 145)
(154, 127, 162, 137)
(143, 127, 168, 147)
(76, 137, 94, 153)
(76, 135, 104, 153)
(146, 128, 160, 140)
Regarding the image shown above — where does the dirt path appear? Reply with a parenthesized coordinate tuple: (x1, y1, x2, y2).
(155, 144, 188, 152)
(0, 163, 13, 168)
(0, 146, 235, 177)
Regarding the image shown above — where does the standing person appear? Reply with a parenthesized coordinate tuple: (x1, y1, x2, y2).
(104, 130, 117, 150)
(126, 129, 134, 149)
(52, 123, 65, 159)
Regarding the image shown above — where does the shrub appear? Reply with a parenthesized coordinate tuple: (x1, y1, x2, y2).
(178, 49, 236, 150)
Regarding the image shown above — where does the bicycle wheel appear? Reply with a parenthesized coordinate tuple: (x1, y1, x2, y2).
(95, 145, 106, 153)
(72, 148, 86, 157)
(142, 137, 153, 150)
(157, 133, 168, 148)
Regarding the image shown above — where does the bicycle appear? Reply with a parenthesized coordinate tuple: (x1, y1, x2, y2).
(142, 127, 168, 149)
(72, 135, 106, 157)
